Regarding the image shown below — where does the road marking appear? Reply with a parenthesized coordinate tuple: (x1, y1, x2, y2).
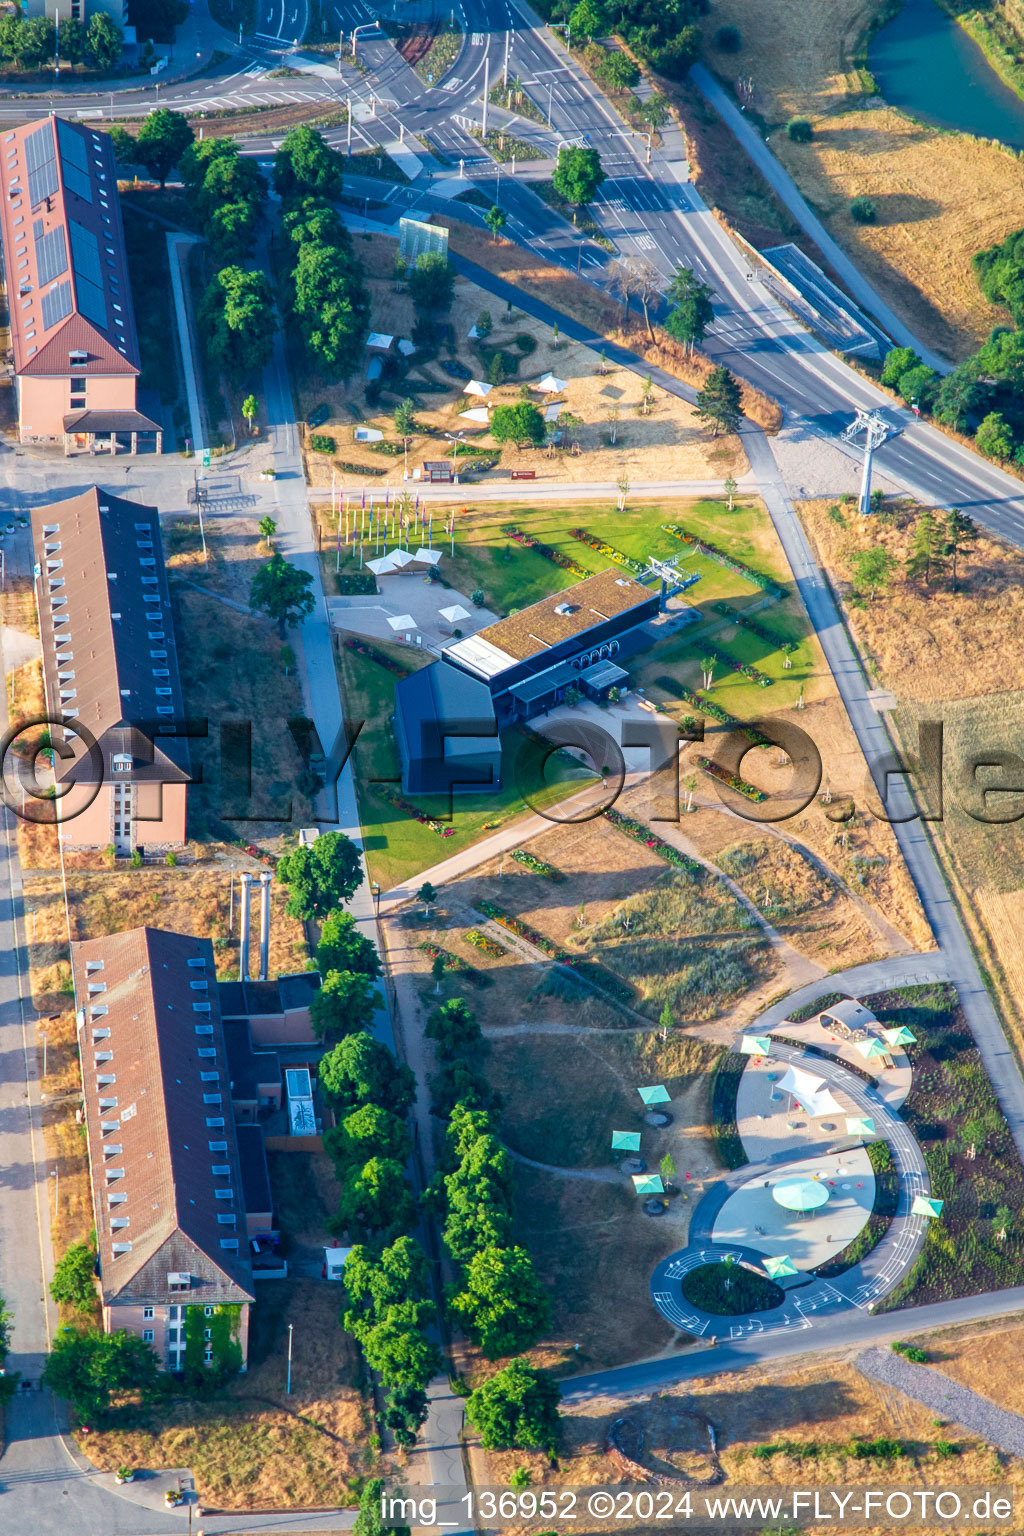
(471, 32, 484, 44)
(442, 77, 463, 91)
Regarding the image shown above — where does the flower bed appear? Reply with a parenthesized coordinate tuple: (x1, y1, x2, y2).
(661, 524, 785, 599)
(501, 523, 588, 576)
(477, 899, 578, 965)
(344, 637, 409, 677)
(569, 527, 646, 576)
(665, 680, 771, 745)
(693, 754, 767, 802)
(604, 807, 702, 873)
(510, 849, 565, 882)
(712, 643, 774, 688)
(377, 784, 456, 836)
(465, 928, 508, 959)
(419, 940, 488, 987)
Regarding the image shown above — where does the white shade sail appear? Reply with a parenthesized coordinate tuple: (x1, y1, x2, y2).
(463, 379, 492, 397)
(387, 613, 418, 631)
(536, 372, 567, 393)
(459, 407, 491, 423)
(388, 548, 416, 567)
(367, 555, 396, 575)
(776, 1063, 843, 1118)
(414, 547, 443, 565)
(439, 603, 471, 623)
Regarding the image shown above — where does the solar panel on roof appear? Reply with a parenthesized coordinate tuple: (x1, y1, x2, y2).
(36, 225, 67, 285)
(68, 220, 106, 328)
(58, 122, 92, 203)
(25, 122, 58, 207)
(40, 279, 72, 330)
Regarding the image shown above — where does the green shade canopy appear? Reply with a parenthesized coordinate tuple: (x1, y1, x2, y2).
(772, 1177, 830, 1212)
(845, 1115, 876, 1137)
(762, 1254, 798, 1278)
(611, 1130, 642, 1152)
(740, 1035, 772, 1055)
(638, 1085, 671, 1106)
(883, 1026, 917, 1048)
(855, 1036, 890, 1060)
(912, 1195, 944, 1218)
(632, 1174, 665, 1195)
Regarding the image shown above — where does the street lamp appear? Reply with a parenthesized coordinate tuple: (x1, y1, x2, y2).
(551, 21, 570, 47)
(51, 1166, 58, 1215)
(286, 1322, 293, 1394)
(351, 20, 380, 60)
(373, 882, 381, 918)
(443, 431, 465, 483)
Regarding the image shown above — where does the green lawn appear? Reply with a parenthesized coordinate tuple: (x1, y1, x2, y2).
(440, 498, 793, 617)
(336, 637, 595, 889)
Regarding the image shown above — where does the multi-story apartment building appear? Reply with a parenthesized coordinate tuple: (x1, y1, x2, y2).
(72, 927, 256, 1372)
(31, 486, 189, 853)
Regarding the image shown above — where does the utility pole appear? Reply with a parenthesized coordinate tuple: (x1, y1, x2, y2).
(502, 30, 510, 89)
(193, 470, 207, 561)
(346, 96, 352, 154)
(840, 408, 894, 515)
(481, 55, 489, 140)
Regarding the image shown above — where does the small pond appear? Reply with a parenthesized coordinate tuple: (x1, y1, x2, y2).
(869, 0, 1024, 150)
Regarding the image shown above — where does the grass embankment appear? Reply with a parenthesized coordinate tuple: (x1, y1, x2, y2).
(873, 983, 1024, 1309)
(689, 0, 1024, 359)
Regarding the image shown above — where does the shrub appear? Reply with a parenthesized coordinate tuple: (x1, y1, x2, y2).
(310, 433, 335, 453)
(514, 332, 537, 354)
(850, 196, 877, 224)
(714, 24, 741, 51)
(787, 117, 813, 142)
(892, 1340, 929, 1363)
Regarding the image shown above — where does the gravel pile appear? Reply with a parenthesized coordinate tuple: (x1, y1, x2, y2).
(857, 1346, 1024, 1457)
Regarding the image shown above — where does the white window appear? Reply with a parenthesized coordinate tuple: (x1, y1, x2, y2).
(112, 755, 131, 773)
(143, 1306, 154, 1321)
(142, 1329, 154, 1343)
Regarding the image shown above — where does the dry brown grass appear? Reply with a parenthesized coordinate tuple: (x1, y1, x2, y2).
(24, 866, 308, 997)
(801, 496, 1024, 702)
(443, 221, 782, 429)
(930, 1319, 1024, 1415)
(84, 1280, 372, 1509)
(694, 0, 1024, 358)
(486, 1353, 1023, 1536)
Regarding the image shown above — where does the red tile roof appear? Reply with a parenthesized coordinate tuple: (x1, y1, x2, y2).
(72, 927, 255, 1308)
(0, 116, 139, 377)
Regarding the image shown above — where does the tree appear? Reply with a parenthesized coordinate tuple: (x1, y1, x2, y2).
(664, 266, 715, 355)
(658, 1000, 674, 1037)
(484, 204, 507, 243)
(694, 366, 742, 436)
(317, 909, 382, 978)
(466, 1357, 561, 1452)
(945, 507, 977, 591)
(407, 251, 455, 315)
(431, 953, 446, 994)
(59, 16, 87, 62)
(975, 409, 1014, 461)
(552, 144, 605, 211)
(86, 12, 122, 69)
(106, 126, 138, 170)
(637, 92, 670, 130)
(897, 363, 939, 412)
(426, 997, 481, 1059)
(334, 1156, 415, 1235)
(448, 1244, 551, 1357)
(243, 395, 259, 434)
(417, 880, 437, 917)
(787, 117, 813, 142)
(596, 50, 639, 91)
(43, 1328, 162, 1423)
(431, 1058, 499, 1117)
(202, 266, 276, 380)
(209, 199, 260, 263)
(880, 346, 919, 387)
(714, 23, 741, 50)
(934, 362, 985, 431)
(49, 1242, 96, 1311)
(274, 124, 343, 199)
(310, 969, 383, 1042)
(850, 546, 895, 602)
(849, 195, 877, 224)
(490, 402, 545, 447)
(257, 515, 276, 549)
(973, 224, 1024, 326)
(361, 1314, 442, 1392)
(615, 255, 660, 341)
(354, 1478, 410, 1536)
(292, 242, 369, 377)
(569, 0, 607, 41)
(976, 327, 1024, 392)
(134, 108, 194, 189)
(394, 398, 417, 438)
(724, 474, 737, 509)
(327, 1104, 411, 1174)
(193, 148, 266, 222)
(249, 552, 315, 638)
(905, 509, 946, 587)
(277, 831, 362, 918)
(320, 1032, 416, 1114)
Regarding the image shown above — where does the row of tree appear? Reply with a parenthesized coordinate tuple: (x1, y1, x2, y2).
(561, 0, 705, 79)
(850, 507, 978, 600)
(0, 12, 121, 71)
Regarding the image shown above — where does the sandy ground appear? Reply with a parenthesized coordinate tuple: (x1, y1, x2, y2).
(694, 0, 1024, 357)
(300, 234, 746, 487)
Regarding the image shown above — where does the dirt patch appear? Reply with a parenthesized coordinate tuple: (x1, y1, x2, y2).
(298, 232, 746, 487)
(692, 0, 1024, 358)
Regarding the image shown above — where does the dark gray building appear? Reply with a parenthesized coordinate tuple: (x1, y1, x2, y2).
(394, 659, 501, 796)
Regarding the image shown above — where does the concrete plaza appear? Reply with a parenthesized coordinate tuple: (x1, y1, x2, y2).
(712, 1147, 876, 1270)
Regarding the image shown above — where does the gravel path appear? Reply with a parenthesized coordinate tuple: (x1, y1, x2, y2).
(857, 1346, 1024, 1457)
